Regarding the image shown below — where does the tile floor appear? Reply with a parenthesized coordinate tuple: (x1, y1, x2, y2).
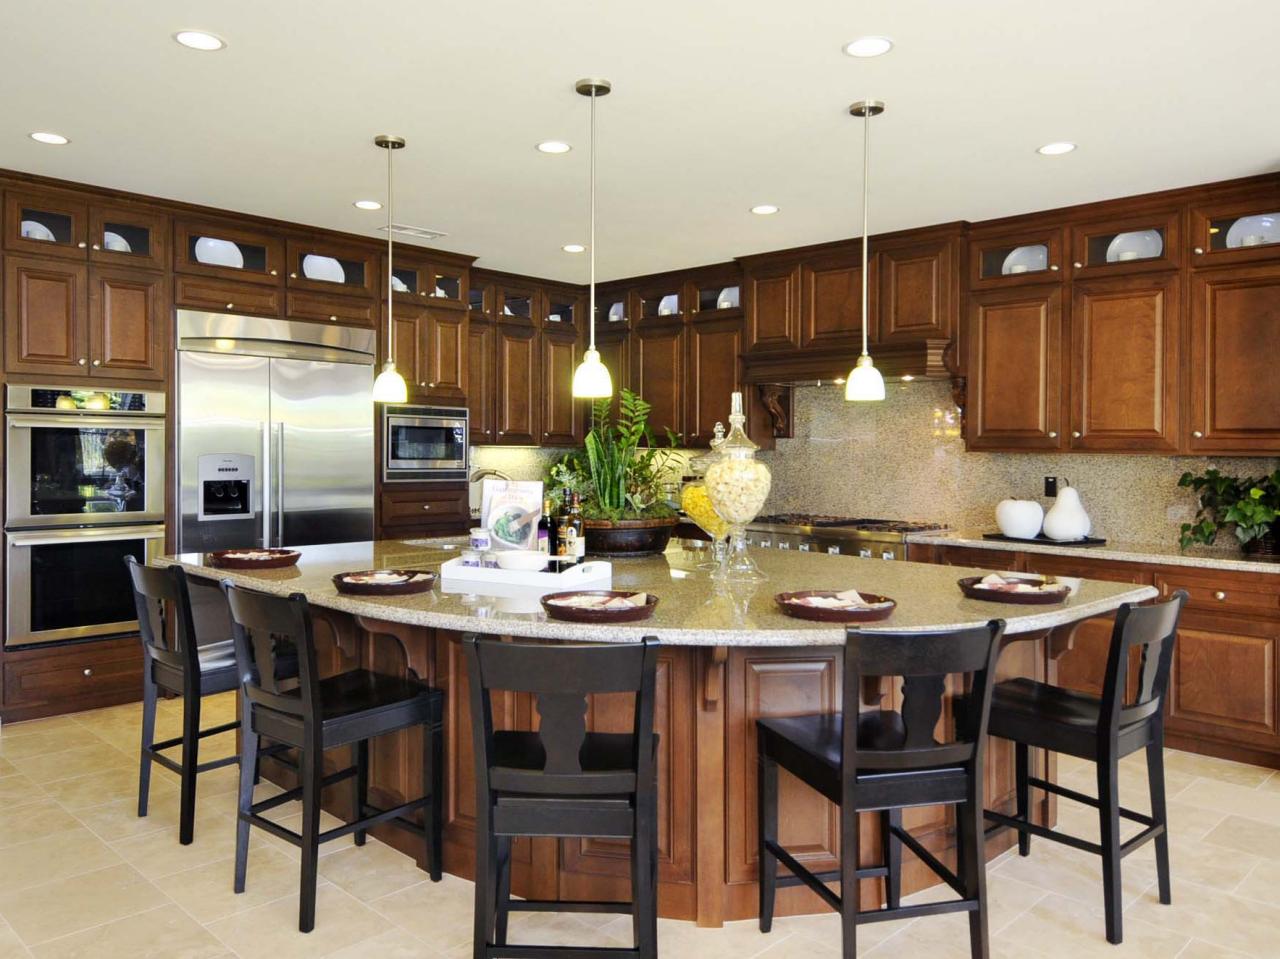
(1, 692, 1278, 958)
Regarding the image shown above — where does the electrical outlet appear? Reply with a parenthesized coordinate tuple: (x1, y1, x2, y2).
(1044, 476, 1059, 498)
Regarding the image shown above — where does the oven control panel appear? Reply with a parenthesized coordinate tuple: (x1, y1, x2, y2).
(197, 453, 253, 521)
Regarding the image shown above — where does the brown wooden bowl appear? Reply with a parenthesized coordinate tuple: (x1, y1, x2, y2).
(541, 590, 659, 623)
(957, 575, 1070, 605)
(775, 590, 897, 623)
(209, 548, 301, 570)
(332, 569, 436, 596)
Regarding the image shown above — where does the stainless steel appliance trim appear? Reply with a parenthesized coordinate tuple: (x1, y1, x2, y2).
(176, 310, 376, 364)
(275, 422, 285, 546)
(5, 385, 167, 415)
(382, 410, 469, 474)
(5, 523, 165, 646)
(260, 421, 272, 548)
(6, 413, 165, 431)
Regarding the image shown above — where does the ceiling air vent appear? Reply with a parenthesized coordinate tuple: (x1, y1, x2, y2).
(378, 223, 449, 241)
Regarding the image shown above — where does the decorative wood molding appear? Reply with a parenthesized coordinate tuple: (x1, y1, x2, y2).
(756, 385, 791, 437)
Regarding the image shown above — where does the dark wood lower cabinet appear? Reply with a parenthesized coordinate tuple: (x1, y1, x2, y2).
(0, 637, 142, 723)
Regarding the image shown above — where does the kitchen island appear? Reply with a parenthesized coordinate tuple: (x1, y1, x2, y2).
(162, 540, 1156, 926)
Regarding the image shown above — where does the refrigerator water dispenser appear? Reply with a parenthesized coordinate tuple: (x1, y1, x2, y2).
(197, 453, 253, 521)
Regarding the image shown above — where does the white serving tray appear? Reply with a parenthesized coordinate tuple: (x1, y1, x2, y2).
(439, 557, 612, 591)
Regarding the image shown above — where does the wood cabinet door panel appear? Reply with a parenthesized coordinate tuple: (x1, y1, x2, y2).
(801, 250, 871, 350)
(744, 263, 800, 352)
(1168, 615, 1277, 743)
(1068, 208, 1182, 277)
(89, 266, 166, 380)
(4, 256, 88, 375)
(3, 189, 88, 260)
(466, 320, 497, 444)
(1188, 265, 1280, 453)
(424, 308, 466, 401)
(174, 218, 284, 285)
(285, 237, 378, 298)
(496, 323, 540, 445)
(967, 285, 1064, 450)
(687, 318, 742, 447)
(930, 545, 1025, 573)
(88, 203, 169, 271)
(388, 309, 425, 393)
(878, 238, 953, 342)
(632, 324, 686, 441)
(1069, 272, 1180, 451)
(969, 227, 1066, 289)
(541, 331, 582, 446)
(174, 275, 282, 317)
(287, 290, 377, 328)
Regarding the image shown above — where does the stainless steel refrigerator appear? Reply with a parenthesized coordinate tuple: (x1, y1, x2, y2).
(175, 311, 376, 553)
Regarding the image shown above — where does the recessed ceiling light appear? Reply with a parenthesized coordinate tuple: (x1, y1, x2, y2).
(174, 30, 225, 51)
(29, 131, 69, 145)
(536, 140, 571, 154)
(750, 204, 779, 215)
(353, 199, 382, 211)
(562, 244, 586, 254)
(843, 36, 893, 58)
(1037, 141, 1076, 156)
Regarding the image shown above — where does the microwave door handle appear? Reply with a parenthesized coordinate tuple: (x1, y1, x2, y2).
(260, 421, 271, 548)
(276, 422, 285, 547)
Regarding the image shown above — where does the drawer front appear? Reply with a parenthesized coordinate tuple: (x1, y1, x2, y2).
(1023, 553, 1149, 584)
(380, 487, 470, 528)
(175, 275, 282, 317)
(1154, 568, 1280, 618)
(286, 291, 376, 328)
(932, 545, 1024, 573)
(3, 640, 142, 710)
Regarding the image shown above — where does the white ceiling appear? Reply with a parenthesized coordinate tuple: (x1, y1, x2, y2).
(2, 0, 1277, 282)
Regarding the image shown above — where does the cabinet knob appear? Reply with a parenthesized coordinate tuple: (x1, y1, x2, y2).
(419, 381, 426, 387)
(1047, 431, 1058, 438)
(1049, 264, 1060, 271)
(422, 504, 431, 511)
(225, 303, 234, 310)
(1073, 261, 1083, 269)
(428, 382, 435, 388)
(92, 243, 101, 251)
(1071, 430, 1081, 438)
(270, 269, 278, 276)
(290, 272, 298, 279)
(498, 430, 505, 435)
(329, 315, 337, 322)
(77, 357, 87, 366)
(1214, 590, 1227, 601)
(77, 241, 87, 249)
(1192, 430, 1204, 438)
(82, 667, 93, 677)
(1194, 247, 1205, 255)
(91, 359, 101, 367)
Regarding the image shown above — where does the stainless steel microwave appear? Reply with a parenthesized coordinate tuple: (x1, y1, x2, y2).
(382, 405, 468, 482)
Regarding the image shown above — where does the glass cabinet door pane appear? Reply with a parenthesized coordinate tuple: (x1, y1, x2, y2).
(433, 273, 461, 299)
(294, 251, 365, 288)
(392, 267, 419, 295)
(1086, 228, 1164, 266)
(468, 286, 487, 312)
(20, 207, 76, 246)
(100, 220, 152, 258)
(547, 299, 575, 324)
(642, 291, 680, 318)
(190, 234, 268, 272)
(1210, 212, 1280, 251)
(502, 295, 531, 318)
(980, 243, 1049, 278)
(698, 284, 739, 311)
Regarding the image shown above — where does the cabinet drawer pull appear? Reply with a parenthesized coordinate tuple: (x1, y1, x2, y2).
(1194, 247, 1205, 255)
(270, 269, 279, 276)
(428, 382, 435, 388)
(419, 381, 426, 387)
(226, 302, 234, 310)
(1047, 431, 1058, 438)
(1049, 264, 1060, 271)
(77, 241, 87, 249)
(422, 504, 431, 511)
(92, 359, 101, 367)
(290, 272, 298, 279)
(1192, 430, 1203, 438)
(1071, 430, 1081, 438)
(1073, 261, 1083, 269)
(329, 315, 337, 322)
(1214, 590, 1227, 601)
(83, 667, 93, 677)
(78, 357, 87, 366)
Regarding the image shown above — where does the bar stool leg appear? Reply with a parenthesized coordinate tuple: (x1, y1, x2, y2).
(881, 808, 902, 909)
(298, 747, 322, 933)
(179, 690, 201, 845)
(233, 705, 258, 895)
(632, 791, 658, 959)
(1097, 754, 1123, 944)
(757, 752, 779, 932)
(354, 739, 369, 847)
(839, 801, 859, 959)
(1146, 738, 1172, 905)
(1014, 742, 1031, 856)
(137, 669, 157, 818)
(494, 835, 512, 947)
(472, 813, 495, 959)
(962, 793, 991, 959)
(424, 721, 443, 881)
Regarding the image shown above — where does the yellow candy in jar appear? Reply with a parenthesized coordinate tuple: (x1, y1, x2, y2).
(681, 483, 729, 539)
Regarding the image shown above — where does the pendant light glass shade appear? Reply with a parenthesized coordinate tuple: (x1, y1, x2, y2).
(372, 361, 409, 402)
(572, 347, 613, 398)
(373, 134, 408, 403)
(570, 78, 614, 399)
(844, 354, 885, 401)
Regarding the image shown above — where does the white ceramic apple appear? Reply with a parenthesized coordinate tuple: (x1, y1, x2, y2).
(996, 499, 1044, 539)
(1042, 486, 1092, 542)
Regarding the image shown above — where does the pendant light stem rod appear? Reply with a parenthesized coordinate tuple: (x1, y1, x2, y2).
(386, 142, 394, 362)
(588, 87, 597, 351)
(860, 101, 870, 359)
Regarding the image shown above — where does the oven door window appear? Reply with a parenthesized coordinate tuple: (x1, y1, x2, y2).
(29, 426, 148, 516)
(389, 422, 466, 466)
(29, 538, 145, 634)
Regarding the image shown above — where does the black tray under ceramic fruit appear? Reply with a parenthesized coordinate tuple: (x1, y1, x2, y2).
(982, 532, 1107, 547)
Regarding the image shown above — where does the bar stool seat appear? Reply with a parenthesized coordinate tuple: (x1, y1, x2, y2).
(989, 677, 1157, 757)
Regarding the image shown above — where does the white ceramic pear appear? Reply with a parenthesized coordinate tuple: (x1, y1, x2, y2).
(995, 499, 1044, 539)
(1042, 486, 1092, 541)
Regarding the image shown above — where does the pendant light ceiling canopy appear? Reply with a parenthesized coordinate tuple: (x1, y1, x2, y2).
(371, 134, 409, 404)
(844, 99, 886, 403)
(570, 77, 614, 400)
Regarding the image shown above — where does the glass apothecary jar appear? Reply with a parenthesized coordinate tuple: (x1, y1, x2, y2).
(704, 393, 771, 580)
(680, 422, 729, 569)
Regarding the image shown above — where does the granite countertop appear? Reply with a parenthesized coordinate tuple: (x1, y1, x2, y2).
(159, 540, 1156, 647)
(908, 530, 1280, 575)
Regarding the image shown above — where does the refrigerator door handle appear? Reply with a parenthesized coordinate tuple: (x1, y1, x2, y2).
(261, 421, 271, 548)
(276, 422, 285, 546)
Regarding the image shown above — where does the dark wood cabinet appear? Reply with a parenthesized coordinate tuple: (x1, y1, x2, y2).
(1187, 263, 1280, 453)
(541, 329, 583, 446)
(87, 203, 169, 272)
(174, 274, 282, 317)
(1189, 190, 1280, 269)
(1068, 208, 1182, 278)
(877, 235, 956, 342)
(285, 237, 378, 298)
(288, 289, 377, 328)
(4, 256, 87, 375)
(388, 305, 466, 402)
(800, 245, 872, 351)
(1068, 271, 1181, 451)
(466, 319, 497, 444)
(743, 259, 801, 353)
(1, 637, 142, 722)
(88, 266, 166, 381)
(174, 218, 284, 285)
(686, 317, 742, 447)
(379, 485, 471, 534)
(4, 188, 90, 261)
(968, 226, 1066, 289)
(631, 322, 686, 442)
(495, 322, 540, 445)
(541, 285, 583, 330)
(966, 284, 1065, 450)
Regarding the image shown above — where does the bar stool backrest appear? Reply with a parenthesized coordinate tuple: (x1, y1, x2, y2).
(221, 582, 315, 719)
(125, 556, 198, 680)
(843, 621, 1006, 773)
(464, 637, 660, 796)
(1102, 592, 1187, 732)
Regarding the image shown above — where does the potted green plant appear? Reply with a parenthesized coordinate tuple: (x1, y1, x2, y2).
(1178, 468, 1280, 556)
(547, 390, 679, 556)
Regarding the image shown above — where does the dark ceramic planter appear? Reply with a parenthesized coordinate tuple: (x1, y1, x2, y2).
(583, 517, 678, 557)
(1242, 524, 1279, 558)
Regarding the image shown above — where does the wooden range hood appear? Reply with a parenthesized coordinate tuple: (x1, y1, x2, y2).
(742, 338, 952, 386)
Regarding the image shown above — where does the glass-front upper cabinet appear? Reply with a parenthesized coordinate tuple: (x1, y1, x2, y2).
(969, 226, 1066, 288)
(594, 288, 631, 325)
(694, 282, 741, 316)
(638, 287, 682, 322)
(468, 278, 494, 319)
(174, 218, 284, 285)
(285, 238, 377, 297)
(497, 285, 536, 323)
(5, 191, 168, 270)
(390, 256, 466, 307)
(431, 268, 463, 304)
(543, 288, 580, 327)
(1069, 209, 1181, 276)
(1191, 194, 1280, 266)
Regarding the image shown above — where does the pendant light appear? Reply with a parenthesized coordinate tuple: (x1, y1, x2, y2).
(844, 99, 886, 402)
(372, 134, 409, 403)
(570, 78, 614, 399)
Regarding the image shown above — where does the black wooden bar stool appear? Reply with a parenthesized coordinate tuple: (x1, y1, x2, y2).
(464, 634, 660, 959)
(984, 591, 1187, 945)
(757, 621, 1006, 959)
(222, 581, 444, 933)
(127, 557, 248, 845)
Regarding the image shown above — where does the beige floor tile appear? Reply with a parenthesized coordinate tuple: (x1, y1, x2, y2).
(0, 918, 31, 959)
(769, 906, 910, 953)
(993, 837, 1155, 909)
(0, 759, 14, 778)
(863, 916, 981, 959)
(1257, 771, 1280, 794)
(0, 717, 82, 740)
(1203, 813, 1280, 863)
(39, 764, 173, 811)
(1060, 762, 1196, 814)
(503, 911, 634, 951)
(0, 727, 109, 762)
(370, 875, 479, 950)
(0, 863, 163, 947)
(0, 826, 124, 896)
(28, 903, 230, 959)
(995, 892, 1187, 957)
(155, 761, 243, 799)
(1176, 940, 1254, 959)
(109, 810, 265, 880)
(329, 926, 443, 958)
(1126, 879, 1280, 958)
(1176, 778, 1280, 823)
(0, 798, 82, 851)
(1233, 858, 1280, 905)
(647, 917, 798, 959)
(162, 846, 312, 923)
(73, 793, 185, 843)
(0, 774, 39, 808)
(1161, 750, 1276, 789)
(266, 808, 361, 859)
(318, 838, 434, 902)
(206, 884, 392, 959)
(7, 743, 131, 786)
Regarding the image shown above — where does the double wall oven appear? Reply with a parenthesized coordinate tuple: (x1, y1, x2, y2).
(4, 386, 166, 648)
